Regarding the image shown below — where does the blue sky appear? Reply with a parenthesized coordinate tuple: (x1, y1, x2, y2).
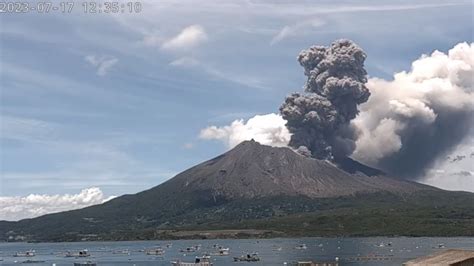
(1, 0, 473, 198)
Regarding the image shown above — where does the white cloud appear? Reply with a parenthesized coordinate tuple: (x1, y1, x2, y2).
(0, 187, 115, 221)
(352, 42, 474, 163)
(85, 55, 119, 76)
(199, 113, 291, 148)
(271, 18, 325, 45)
(161, 25, 208, 51)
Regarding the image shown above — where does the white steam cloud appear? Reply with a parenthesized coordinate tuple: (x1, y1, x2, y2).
(352, 42, 474, 177)
(0, 187, 115, 221)
(199, 113, 291, 148)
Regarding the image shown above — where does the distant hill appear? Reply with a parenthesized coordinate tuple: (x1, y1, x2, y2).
(1, 140, 473, 241)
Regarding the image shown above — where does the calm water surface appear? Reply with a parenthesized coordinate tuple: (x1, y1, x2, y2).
(0, 237, 473, 265)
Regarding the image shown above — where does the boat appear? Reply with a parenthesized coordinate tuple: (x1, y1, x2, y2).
(146, 248, 165, 255)
(166, 243, 173, 248)
(295, 244, 307, 250)
(297, 261, 339, 266)
(74, 262, 97, 266)
(180, 246, 199, 253)
(272, 246, 283, 251)
(22, 260, 45, 264)
(65, 249, 90, 258)
(171, 256, 213, 266)
(212, 247, 229, 256)
(233, 253, 260, 262)
(14, 250, 35, 257)
(112, 249, 130, 255)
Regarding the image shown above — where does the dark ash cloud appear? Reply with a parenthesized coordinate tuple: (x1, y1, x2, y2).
(280, 39, 370, 160)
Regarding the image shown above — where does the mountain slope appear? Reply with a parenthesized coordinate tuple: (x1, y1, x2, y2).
(1, 140, 473, 241)
(156, 139, 433, 199)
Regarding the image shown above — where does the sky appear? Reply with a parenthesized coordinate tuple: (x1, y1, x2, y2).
(0, 0, 473, 220)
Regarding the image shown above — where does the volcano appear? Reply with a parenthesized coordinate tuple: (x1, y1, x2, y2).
(154, 140, 432, 199)
(1, 140, 473, 241)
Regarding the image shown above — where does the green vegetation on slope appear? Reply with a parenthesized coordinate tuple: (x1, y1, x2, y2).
(2, 190, 473, 242)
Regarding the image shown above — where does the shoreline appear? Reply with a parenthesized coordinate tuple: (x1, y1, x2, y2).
(2, 229, 474, 244)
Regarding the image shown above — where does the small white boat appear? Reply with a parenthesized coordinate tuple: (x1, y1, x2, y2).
(171, 256, 213, 266)
(14, 250, 35, 257)
(112, 249, 130, 255)
(295, 244, 307, 250)
(212, 247, 229, 256)
(146, 248, 165, 256)
(65, 249, 90, 258)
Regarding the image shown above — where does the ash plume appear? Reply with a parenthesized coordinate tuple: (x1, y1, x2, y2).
(280, 39, 370, 159)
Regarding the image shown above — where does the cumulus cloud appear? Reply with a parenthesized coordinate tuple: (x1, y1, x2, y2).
(0, 187, 115, 221)
(161, 25, 208, 51)
(352, 42, 474, 178)
(85, 55, 118, 76)
(199, 113, 291, 148)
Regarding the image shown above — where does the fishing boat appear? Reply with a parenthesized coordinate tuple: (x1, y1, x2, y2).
(212, 247, 229, 256)
(112, 249, 131, 255)
(233, 253, 260, 262)
(65, 249, 90, 258)
(146, 248, 165, 255)
(171, 256, 213, 266)
(295, 244, 307, 250)
(21, 259, 45, 264)
(180, 246, 199, 253)
(13, 250, 35, 257)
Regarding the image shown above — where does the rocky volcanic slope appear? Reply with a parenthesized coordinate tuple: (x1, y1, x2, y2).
(1, 141, 473, 241)
(162, 140, 433, 199)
